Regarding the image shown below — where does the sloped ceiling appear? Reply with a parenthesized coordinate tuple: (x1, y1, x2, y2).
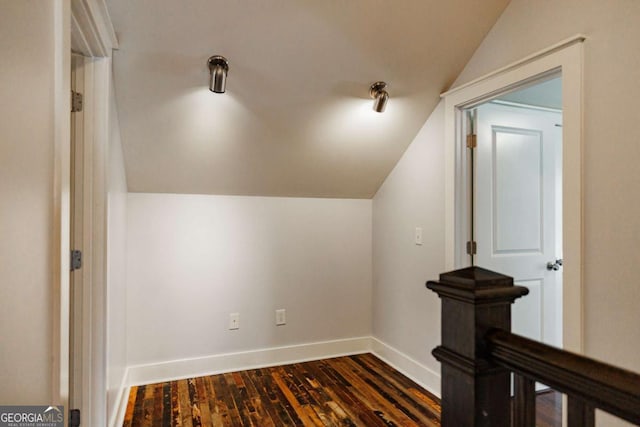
(107, 0, 510, 198)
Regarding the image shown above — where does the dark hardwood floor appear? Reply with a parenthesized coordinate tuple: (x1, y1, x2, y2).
(123, 353, 561, 426)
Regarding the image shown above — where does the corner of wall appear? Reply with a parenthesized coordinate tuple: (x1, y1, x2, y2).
(371, 100, 446, 390)
(106, 60, 129, 427)
(108, 367, 130, 427)
(370, 337, 441, 397)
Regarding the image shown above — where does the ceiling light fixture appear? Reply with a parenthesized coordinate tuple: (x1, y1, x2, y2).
(370, 81, 389, 113)
(208, 55, 229, 93)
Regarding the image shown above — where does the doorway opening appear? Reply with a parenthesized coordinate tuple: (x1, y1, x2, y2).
(464, 75, 563, 349)
(443, 37, 584, 354)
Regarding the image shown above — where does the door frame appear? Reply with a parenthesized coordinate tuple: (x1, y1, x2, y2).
(68, 53, 112, 426)
(442, 35, 585, 353)
(53, 1, 117, 425)
(69, 52, 86, 420)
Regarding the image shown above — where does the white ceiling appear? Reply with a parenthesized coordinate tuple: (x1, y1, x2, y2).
(107, 0, 510, 198)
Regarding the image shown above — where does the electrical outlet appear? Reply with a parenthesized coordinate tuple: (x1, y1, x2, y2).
(276, 309, 286, 326)
(229, 313, 240, 330)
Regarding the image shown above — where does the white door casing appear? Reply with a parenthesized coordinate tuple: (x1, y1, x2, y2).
(442, 35, 584, 353)
(70, 53, 85, 417)
(61, 2, 118, 425)
(475, 102, 562, 348)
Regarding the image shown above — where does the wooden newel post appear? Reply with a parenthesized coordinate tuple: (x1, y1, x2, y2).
(427, 266, 529, 427)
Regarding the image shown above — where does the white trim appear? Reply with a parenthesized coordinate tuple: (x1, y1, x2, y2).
(65, 1, 117, 422)
(370, 338, 441, 398)
(87, 56, 112, 427)
(66, 54, 112, 427)
(81, 54, 95, 424)
(71, 0, 118, 57)
(490, 99, 562, 114)
(67, 57, 110, 425)
(109, 369, 130, 427)
(443, 41, 584, 353)
(53, 0, 72, 407)
(441, 34, 585, 98)
(127, 337, 372, 386)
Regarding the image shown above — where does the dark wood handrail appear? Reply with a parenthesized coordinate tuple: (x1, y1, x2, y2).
(487, 328, 640, 425)
(427, 266, 640, 426)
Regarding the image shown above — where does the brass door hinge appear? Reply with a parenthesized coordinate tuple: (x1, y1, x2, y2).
(71, 90, 83, 113)
(466, 134, 477, 149)
(70, 249, 82, 271)
(70, 409, 80, 427)
(466, 241, 477, 255)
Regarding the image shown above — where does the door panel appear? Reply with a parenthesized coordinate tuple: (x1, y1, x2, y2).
(475, 102, 562, 348)
(512, 279, 543, 342)
(493, 127, 542, 254)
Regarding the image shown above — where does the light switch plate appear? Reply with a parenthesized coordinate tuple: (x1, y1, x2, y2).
(415, 227, 423, 245)
(229, 313, 240, 330)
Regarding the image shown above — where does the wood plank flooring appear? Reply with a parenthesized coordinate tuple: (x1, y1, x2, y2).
(123, 353, 562, 426)
(123, 353, 440, 426)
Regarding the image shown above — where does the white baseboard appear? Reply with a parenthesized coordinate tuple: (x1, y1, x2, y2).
(127, 336, 371, 386)
(109, 368, 130, 427)
(370, 337, 441, 398)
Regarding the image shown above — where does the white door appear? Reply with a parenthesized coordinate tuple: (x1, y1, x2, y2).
(475, 102, 562, 348)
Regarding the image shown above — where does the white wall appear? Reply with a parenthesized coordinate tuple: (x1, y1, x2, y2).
(372, 102, 446, 392)
(106, 74, 128, 422)
(126, 194, 372, 368)
(0, 1, 63, 403)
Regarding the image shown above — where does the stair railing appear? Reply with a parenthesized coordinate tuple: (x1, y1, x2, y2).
(427, 266, 640, 427)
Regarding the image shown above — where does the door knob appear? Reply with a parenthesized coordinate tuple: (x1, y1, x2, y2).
(546, 259, 563, 271)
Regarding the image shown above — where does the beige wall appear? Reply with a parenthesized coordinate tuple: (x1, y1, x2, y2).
(0, 1, 59, 403)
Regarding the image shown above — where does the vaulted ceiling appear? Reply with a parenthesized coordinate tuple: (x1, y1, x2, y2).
(107, 0, 510, 198)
